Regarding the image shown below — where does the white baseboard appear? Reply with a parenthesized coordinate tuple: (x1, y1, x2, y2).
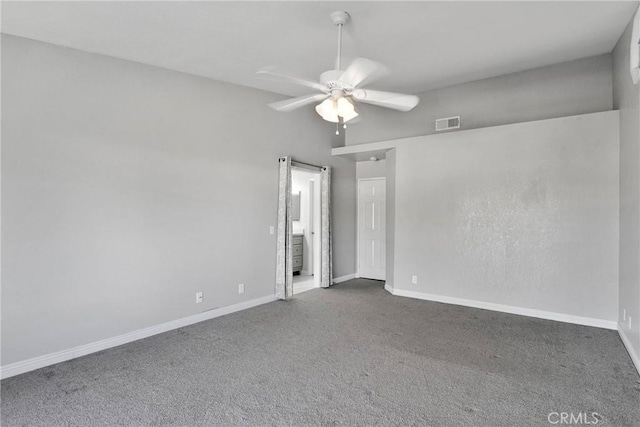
(384, 283, 394, 294)
(618, 325, 640, 375)
(0, 294, 276, 380)
(333, 273, 356, 284)
(390, 287, 618, 330)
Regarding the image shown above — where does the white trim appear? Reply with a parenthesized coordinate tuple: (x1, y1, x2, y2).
(0, 294, 276, 380)
(390, 287, 618, 330)
(618, 325, 640, 375)
(333, 273, 356, 284)
(384, 283, 394, 294)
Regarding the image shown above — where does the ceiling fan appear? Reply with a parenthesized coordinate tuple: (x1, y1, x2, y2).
(256, 11, 419, 130)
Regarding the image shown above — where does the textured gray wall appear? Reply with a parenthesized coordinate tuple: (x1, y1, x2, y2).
(347, 54, 613, 145)
(613, 19, 640, 359)
(1, 35, 356, 365)
(385, 150, 396, 289)
(356, 160, 386, 179)
(392, 112, 619, 322)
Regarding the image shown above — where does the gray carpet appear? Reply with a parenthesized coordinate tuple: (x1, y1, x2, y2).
(2, 279, 639, 426)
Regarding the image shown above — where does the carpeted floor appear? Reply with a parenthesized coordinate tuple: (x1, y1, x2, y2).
(2, 279, 639, 426)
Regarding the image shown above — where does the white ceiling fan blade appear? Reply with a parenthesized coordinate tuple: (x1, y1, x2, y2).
(340, 58, 390, 89)
(352, 89, 419, 112)
(268, 93, 329, 112)
(256, 67, 328, 93)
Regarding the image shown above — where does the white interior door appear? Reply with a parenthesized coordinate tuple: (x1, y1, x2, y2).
(358, 178, 386, 280)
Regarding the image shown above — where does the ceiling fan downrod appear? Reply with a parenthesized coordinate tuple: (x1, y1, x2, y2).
(331, 11, 349, 71)
(331, 11, 350, 136)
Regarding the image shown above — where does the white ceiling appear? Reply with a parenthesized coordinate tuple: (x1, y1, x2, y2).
(2, 1, 637, 97)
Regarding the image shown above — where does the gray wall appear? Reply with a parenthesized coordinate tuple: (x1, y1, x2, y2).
(613, 19, 640, 358)
(347, 54, 613, 145)
(356, 159, 386, 179)
(385, 150, 396, 289)
(392, 112, 619, 322)
(1, 35, 356, 365)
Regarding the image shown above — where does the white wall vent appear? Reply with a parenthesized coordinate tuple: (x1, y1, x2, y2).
(435, 116, 461, 131)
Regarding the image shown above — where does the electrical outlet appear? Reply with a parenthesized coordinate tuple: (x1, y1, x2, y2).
(269, 226, 275, 235)
(623, 308, 627, 321)
(195, 292, 203, 303)
(629, 316, 632, 330)
(239, 283, 245, 294)
(411, 275, 418, 285)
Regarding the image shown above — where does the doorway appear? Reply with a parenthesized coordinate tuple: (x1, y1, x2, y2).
(291, 167, 322, 294)
(357, 178, 386, 280)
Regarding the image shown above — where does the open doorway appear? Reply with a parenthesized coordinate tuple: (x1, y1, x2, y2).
(291, 167, 322, 294)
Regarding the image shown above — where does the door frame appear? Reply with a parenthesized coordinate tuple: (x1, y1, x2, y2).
(356, 177, 386, 280)
(291, 165, 322, 290)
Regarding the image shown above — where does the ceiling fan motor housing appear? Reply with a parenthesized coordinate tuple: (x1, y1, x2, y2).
(320, 70, 354, 96)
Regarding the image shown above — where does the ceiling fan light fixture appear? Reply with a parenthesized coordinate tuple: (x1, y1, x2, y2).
(315, 97, 358, 123)
(336, 97, 358, 118)
(342, 110, 359, 123)
(316, 98, 339, 123)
